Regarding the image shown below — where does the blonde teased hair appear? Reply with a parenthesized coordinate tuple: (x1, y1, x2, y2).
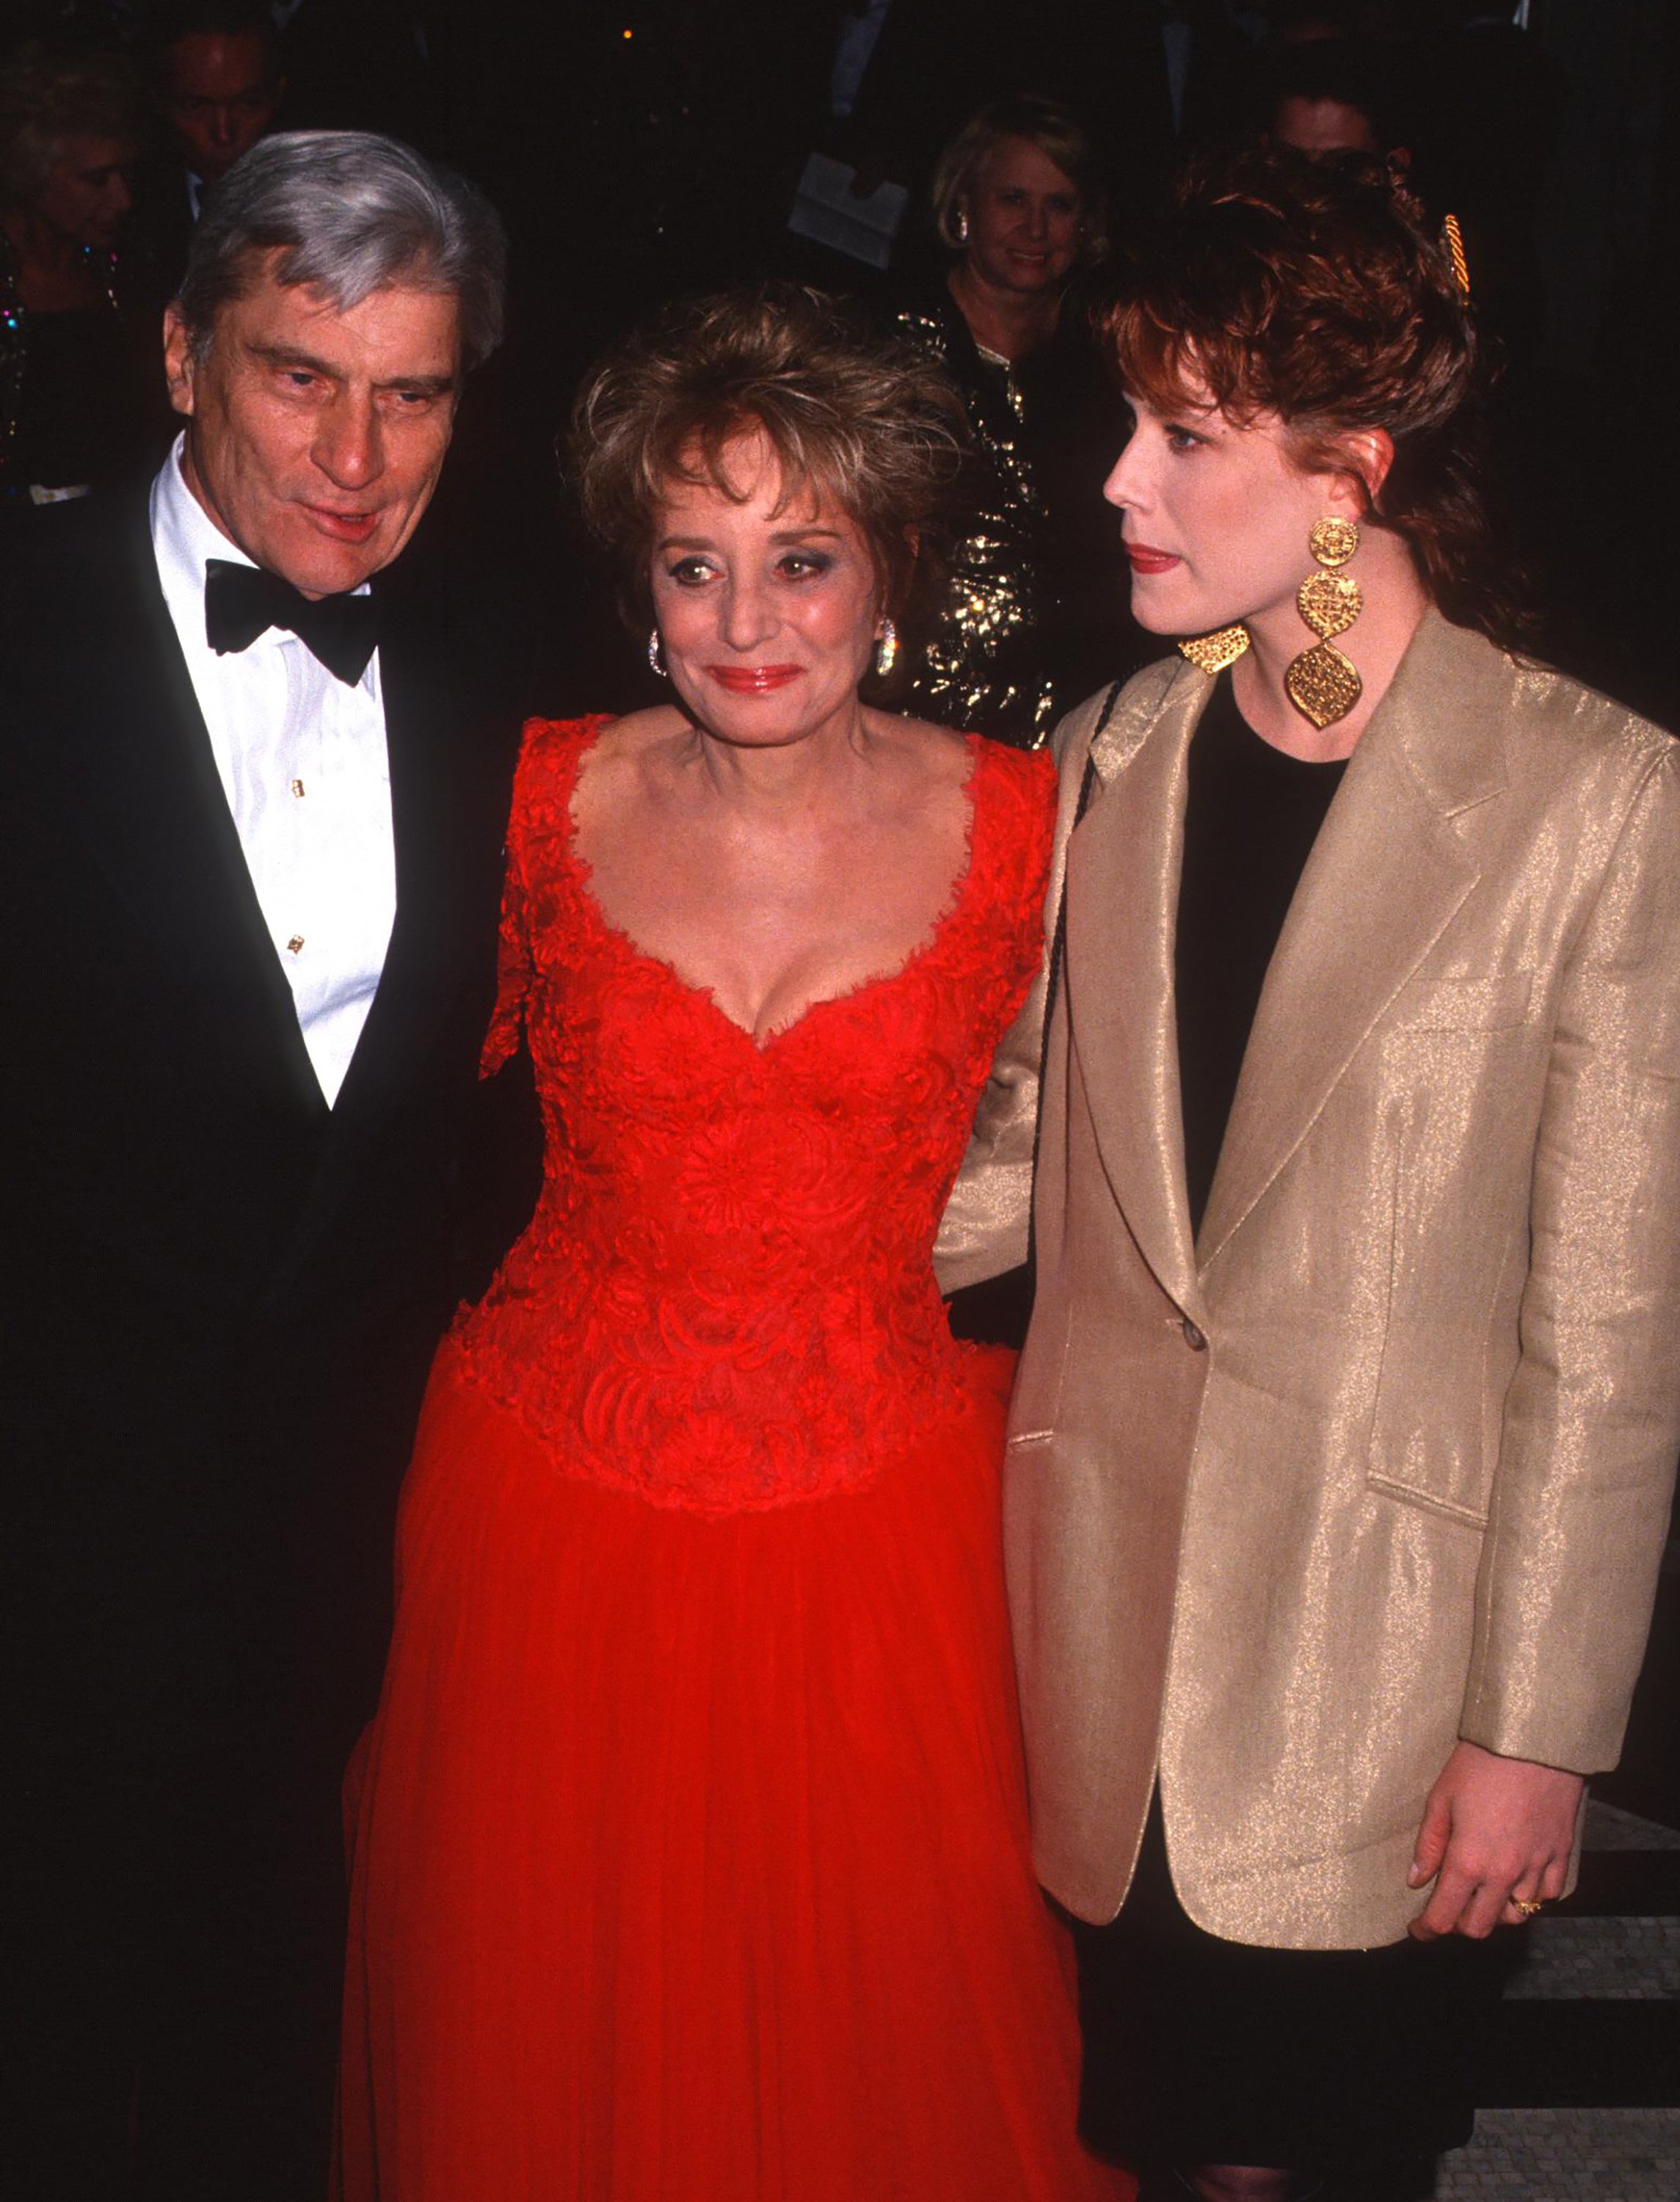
(931, 94, 1108, 262)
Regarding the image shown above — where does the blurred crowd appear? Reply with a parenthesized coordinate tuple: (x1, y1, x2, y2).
(1, 0, 1675, 730)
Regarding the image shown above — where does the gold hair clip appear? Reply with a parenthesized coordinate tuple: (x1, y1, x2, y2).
(1441, 213, 1471, 298)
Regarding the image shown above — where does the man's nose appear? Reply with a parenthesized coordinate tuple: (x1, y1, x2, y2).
(313, 398, 384, 490)
(210, 103, 236, 146)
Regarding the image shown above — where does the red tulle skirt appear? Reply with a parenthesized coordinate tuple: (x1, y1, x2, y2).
(336, 1346, 1130, 2202)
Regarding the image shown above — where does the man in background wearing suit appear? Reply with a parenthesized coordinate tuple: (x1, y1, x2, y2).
(2, 130, 523, 2201)
(129, 1, 287, 302)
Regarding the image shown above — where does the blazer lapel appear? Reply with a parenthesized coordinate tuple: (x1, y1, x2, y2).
(1198, 611, 1509, 1267)
(325, 556, 466, 1125)
(1065, 658, 1210, 1321)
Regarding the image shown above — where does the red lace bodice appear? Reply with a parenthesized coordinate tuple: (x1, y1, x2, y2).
(454, 717, 1053, 1513)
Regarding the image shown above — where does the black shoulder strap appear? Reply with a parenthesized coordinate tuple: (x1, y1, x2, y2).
(1023, 682, 1119, 1303)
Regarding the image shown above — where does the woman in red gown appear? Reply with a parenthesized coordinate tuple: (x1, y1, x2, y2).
(336, 287, 1131, 2202)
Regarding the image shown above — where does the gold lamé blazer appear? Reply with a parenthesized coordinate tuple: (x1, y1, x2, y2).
(937, 611, 1680, 1948)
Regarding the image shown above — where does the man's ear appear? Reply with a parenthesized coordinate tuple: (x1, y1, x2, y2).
(162, 304, 197, 419)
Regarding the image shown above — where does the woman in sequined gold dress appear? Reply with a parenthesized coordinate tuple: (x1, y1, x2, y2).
(336, 286, 1132, 2202)
(893, 95, 1140, 748)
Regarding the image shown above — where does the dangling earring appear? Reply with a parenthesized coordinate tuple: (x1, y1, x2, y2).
(1178, 624, 1250, 675)
(956, 210, 970, 245)
(648, 628, 666, 678)
(1286, 516, 1362, 730)
(873, 618, 898, 679)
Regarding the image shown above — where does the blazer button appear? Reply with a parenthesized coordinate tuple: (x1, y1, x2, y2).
(1182, 1318, 1207, 1352)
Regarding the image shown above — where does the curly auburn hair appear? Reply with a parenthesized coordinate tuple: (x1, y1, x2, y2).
(570, 284, 967, 647)
(1102, 148, 1530, 649)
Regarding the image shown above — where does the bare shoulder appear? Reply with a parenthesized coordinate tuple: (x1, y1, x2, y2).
(572, 705, 691, 818)
(585, 703, 690, 768)
(860, 708, 974, 796)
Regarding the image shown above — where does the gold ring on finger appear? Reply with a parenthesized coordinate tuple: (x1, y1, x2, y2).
(1511, 1896, 1546, 1918)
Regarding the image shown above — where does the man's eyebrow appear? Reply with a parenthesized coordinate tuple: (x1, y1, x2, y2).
(245, 340, 456, 394)
(247, 341, 337, 377)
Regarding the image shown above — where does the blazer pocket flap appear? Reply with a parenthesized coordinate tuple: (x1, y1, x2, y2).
(1389, 971, 1532, 1033)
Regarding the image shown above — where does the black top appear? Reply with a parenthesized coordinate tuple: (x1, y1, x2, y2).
(1175, 672, 1348, 1235)
(888, 283, 1141, 747)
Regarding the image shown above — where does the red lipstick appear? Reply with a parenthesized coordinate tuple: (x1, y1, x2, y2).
(1126, 544, 1181, 575)
(708, 665, 801, 694)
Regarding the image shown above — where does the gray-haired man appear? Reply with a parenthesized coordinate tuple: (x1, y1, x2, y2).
(2, 132, 532, 2199)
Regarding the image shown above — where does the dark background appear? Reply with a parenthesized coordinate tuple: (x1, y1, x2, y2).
(9, 0, 1679, 727)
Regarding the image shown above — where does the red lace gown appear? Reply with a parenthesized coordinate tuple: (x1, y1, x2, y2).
(336, 719, 1130, 2202)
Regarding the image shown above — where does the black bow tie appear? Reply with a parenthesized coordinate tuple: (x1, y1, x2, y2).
(203, 559, 379, 686)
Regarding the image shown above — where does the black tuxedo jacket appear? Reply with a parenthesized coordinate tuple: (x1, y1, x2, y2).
(1, 487, 525, 1785)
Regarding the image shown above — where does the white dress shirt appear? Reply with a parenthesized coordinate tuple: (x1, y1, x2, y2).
(150, 435, 396, 1105)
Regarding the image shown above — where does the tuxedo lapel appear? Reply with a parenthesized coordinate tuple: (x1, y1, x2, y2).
(327, 560, 465, 1125)
(261, 545, 517, 1314)
(1065, 659, 1210, 1321)
(1198, 612, 1508, 1268)
(76, 498, 325, 1119)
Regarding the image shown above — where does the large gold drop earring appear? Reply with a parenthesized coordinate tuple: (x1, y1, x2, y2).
(1286, 516, 1362, 729)
(1177, 624, 1250, 674)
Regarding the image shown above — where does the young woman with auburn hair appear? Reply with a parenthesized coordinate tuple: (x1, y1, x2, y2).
(1101, 145, 1527, 676)
(938, 150, 1680, 2201)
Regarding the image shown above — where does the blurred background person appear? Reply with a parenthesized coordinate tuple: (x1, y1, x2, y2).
(0, 38, 163, 508)
(156, 0, 283, 203)
(128, 0, 284, 297)
(892, 93, 1142, 751)
(1263, 34, 1409, 166)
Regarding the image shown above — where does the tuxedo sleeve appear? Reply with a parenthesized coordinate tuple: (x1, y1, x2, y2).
(1463, 741, 1680, 1772)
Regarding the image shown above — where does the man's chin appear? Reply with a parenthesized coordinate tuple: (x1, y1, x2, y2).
(272, 520, 399, 598)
